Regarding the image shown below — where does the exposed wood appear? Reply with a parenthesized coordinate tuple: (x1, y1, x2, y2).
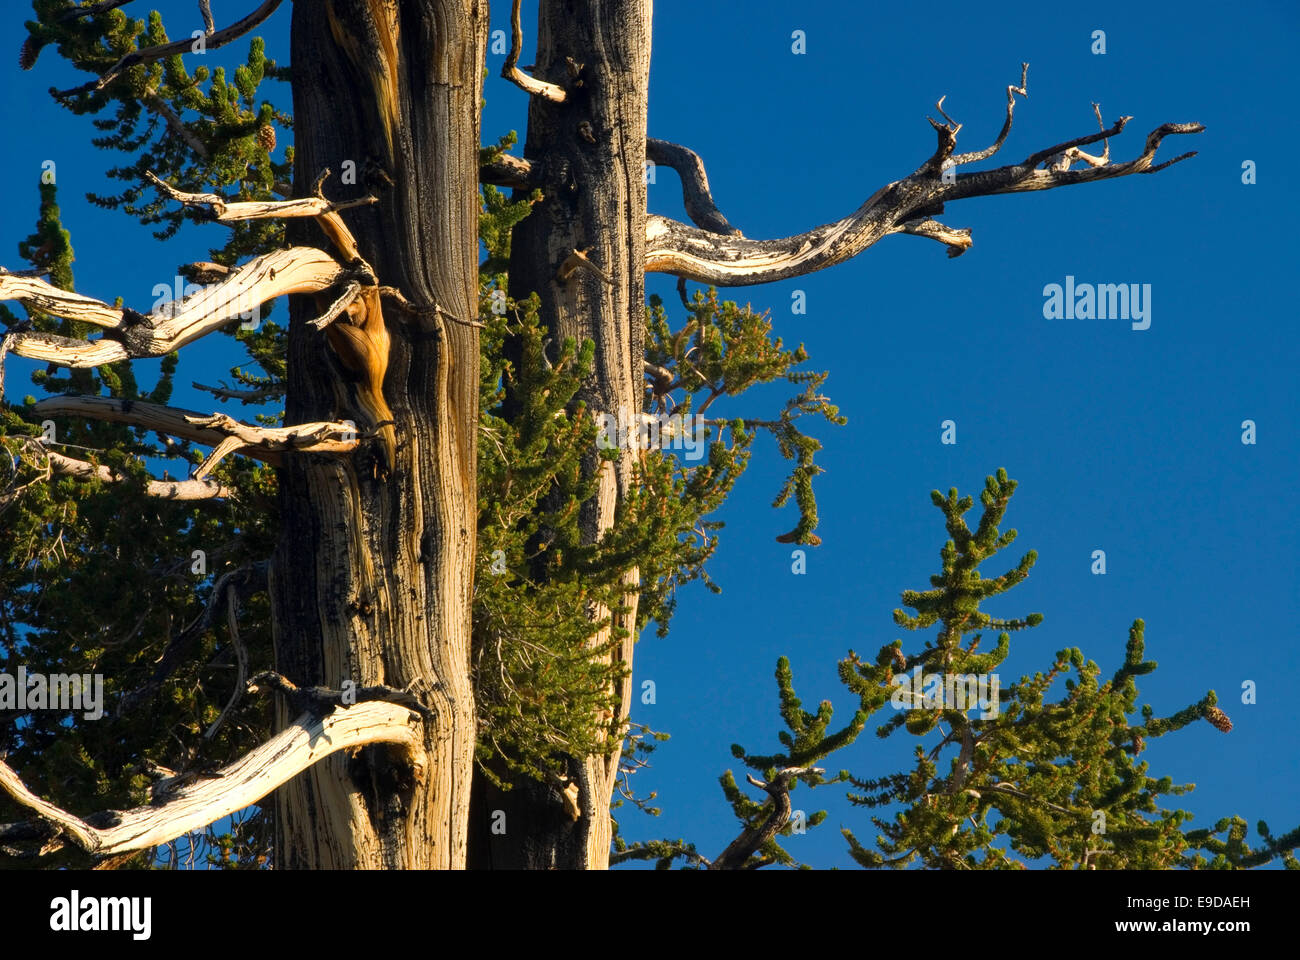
(4, 247, 348, 366)
(29, 395, 358, 469)
(644, 67, 1202, 285)
(267, 0, 487, 869)
(146, 170, 378, 225)
(0, 702, 424, 858)
(479, 152, 535, 188)
(646, 138, 741, 236)
(29, 443, 234, 500)
(502, 0, 568, 103)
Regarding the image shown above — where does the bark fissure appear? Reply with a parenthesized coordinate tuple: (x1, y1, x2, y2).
(470, 0, 650, 871)
(268, 0, 486, 869)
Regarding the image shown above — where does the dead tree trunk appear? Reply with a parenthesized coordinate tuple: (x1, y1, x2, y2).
(469, 0, 651, 870)
(269, 0, 487, 869)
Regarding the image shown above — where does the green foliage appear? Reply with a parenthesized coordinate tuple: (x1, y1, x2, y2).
(631, 470, 1299, 869)
(472, 191, 842, 788)
(645, 289, 844, 545)
(2, 8, 848, 863)
(1, 180, 276, 870)
(25, 2, 291, 253)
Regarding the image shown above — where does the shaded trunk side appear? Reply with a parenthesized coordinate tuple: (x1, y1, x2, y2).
(470, 0, 651, 870)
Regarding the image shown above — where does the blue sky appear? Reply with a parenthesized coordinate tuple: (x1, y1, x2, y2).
(2, 1, 1297, 868)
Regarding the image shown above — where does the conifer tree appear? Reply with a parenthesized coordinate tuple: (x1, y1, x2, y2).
(619, 471, 1299, 869)
(0, 3, 1222, 869)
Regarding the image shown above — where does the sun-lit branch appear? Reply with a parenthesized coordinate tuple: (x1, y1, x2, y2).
(0, 701, 424, 859)
(52, 0, 285, 99)
(644, 64, 1203, 285)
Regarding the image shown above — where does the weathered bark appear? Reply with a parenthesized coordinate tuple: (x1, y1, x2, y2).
(470, 0, 650, 871)
(0, 702, 425, 859)
(269, 0, 486, 869)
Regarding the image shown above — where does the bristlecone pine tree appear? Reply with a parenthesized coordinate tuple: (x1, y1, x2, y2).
(612, 471, 1299, 869)
(2, 2, 1275, 871)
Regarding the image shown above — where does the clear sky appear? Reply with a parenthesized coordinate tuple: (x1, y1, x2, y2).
(2, 0, 1296, 868)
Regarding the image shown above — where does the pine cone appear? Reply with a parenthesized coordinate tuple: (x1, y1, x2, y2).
(257, 124, 276, 152)
(892, 648, 907, 672)
(19, 35, 41, 71)
(1204, 706, 1233, 733)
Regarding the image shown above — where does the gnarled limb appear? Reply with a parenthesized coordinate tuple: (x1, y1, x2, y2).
(150, 168, 373, 267)
(22, 441, 233, 500)
(503, 0, 568, 102)
(646, 138, 741, 236)
(479, 152, 535, 188)
(145, 170, 377, 226)
(52, 0, 285, 99)
(709, 767, 822, 870)
(28, 396, 359, 475)
(483, 138, 741, 237)
(192, 379, 286, 404)
(644, 64, 1203, 285)
(3, 247, 348, 366)
(892, 217, 973, 258)
(0, 701, 424, 859)
(0, 267, 122, 328)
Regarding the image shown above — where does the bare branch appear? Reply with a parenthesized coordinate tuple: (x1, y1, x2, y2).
(0, 701, 423, 858)
(142, 89, 209, 159)
(709, 766, 822, 870)
(557, 248, 613, 285)
(199, 0, 216, 35)
(646, 138, 741, 236)
(57, 0, 136, 22)
(503, 0, 568, 102)
(307, 282, 362, 331)
(0, 269, 123, 328)
(479, 153, 535, 188)
(146, 170, 377, 225)
(379, 286, 484, 328)
(3, 246, 348, 367)
(947, 62, 1028, 167)
(53, 0, 285, 99)
(183, 261, 231, 283)
(892, 217, 973, 258)
(644, 65, 1203, 285)
(33, 443, 233, 500)
(247, 671, 435, 721)
(28, 396, 358, 472)
(191, 379, 285, 403)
